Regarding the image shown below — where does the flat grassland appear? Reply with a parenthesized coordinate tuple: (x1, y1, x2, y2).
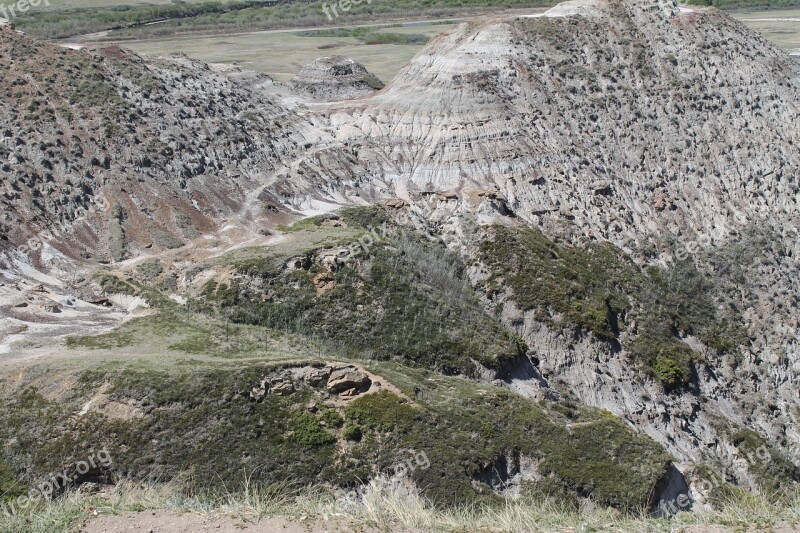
(114, 23, 458, 83)
(730, 8, 800, 49)
(32, 0, 214, 7)
(91, 7, 800, 86)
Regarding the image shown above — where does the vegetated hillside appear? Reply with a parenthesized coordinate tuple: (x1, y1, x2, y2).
(194, 208, 528, 377)
(0, 210, 678, 514)
(0, 360, 671, 511)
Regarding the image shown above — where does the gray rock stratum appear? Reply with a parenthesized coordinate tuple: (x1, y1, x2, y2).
(2, 0, 800, 498)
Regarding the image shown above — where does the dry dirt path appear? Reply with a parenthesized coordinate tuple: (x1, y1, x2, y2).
(81, 511, 389, 533)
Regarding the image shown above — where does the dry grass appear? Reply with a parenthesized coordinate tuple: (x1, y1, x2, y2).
(4, 476, 799, 533)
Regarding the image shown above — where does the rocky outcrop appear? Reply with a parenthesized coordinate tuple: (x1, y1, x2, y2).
(244, 364, 377, 402)
(289, 56, 384, 101)
(327, 366, 372, 395)
(302, 366, 332, 387)
(248, 375, 296, 401)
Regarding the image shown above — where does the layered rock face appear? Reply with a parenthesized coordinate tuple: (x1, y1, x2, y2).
(307, 0, 799, 247)
(289, 56, 384, 101)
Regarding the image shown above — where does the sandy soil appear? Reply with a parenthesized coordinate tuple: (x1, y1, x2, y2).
(0, 218, 291, 364)
(81, 511, 388, 533)
(78, 510, 800, 533)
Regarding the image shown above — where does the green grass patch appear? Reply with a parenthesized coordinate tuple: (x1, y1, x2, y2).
(276, 215, 327, 233)
(66, 332, 135, 350)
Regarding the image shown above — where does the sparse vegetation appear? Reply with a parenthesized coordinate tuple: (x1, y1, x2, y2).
(479, 226, 747, 388)
(109, 204, 126, 262)
(175, 212, 200, 239)
(146, 222, 184, 250)
(727, 427, 800, 492)
(135, 258, 163, 280)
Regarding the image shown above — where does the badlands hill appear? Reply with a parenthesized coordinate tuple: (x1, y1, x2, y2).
(0, 23, 322, 263)
(289, 56, 385, 101)
(290, 0, 800, 487)
(0, 0, 799, 525)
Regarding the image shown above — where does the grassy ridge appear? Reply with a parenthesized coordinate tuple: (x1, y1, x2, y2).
(0, 359, 670, 513)
(200, 208, 527, 377)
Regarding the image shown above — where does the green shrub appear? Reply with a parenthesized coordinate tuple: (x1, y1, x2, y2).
(291, 412, 337, 447)
(631, 337, 697, 389)
(342, 424, 363, 442)
(345, 392, 416, 433)
(319, 408, 344, 428)
(654, 355, 690, 388)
